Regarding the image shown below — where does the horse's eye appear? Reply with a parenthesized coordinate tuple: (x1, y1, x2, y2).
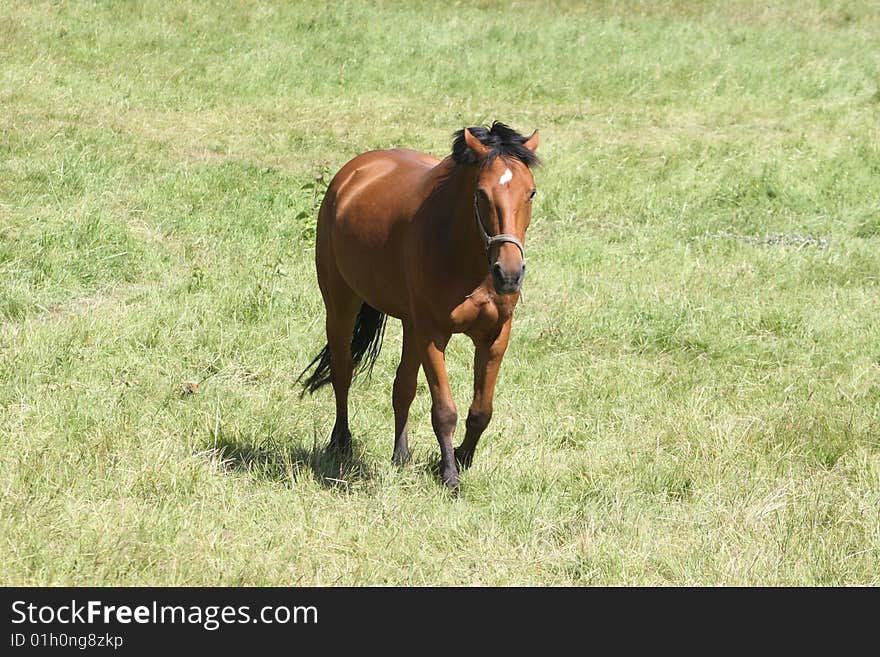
(528, 189, 537, 201)
(477, 188, 489, 200)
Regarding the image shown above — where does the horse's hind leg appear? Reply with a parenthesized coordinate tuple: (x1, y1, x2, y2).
(391, 321, 419, 465)
(319, 271, 361, 454)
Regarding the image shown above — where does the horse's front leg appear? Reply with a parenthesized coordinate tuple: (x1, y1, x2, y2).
(455, 320, 511, 469)
(414, 328, 460, 489)
(391, 320, 419, 465)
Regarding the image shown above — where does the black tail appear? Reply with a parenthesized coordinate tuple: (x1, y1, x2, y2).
(298, 303, 388, 396)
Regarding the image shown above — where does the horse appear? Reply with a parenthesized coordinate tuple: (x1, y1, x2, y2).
(298, 121, 540, 489)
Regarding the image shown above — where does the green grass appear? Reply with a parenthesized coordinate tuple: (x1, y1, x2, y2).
(2, 0, 879, 585)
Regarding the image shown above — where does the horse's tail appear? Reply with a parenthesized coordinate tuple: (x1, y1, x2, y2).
(298, 302, 388, 396)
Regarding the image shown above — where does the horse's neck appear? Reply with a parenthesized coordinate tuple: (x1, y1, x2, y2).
(425, 161, 490, 287)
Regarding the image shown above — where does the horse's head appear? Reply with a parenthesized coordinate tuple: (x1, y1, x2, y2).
(458, 123, 540, 295)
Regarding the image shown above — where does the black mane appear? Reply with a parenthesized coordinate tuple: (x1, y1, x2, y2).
(451, 121, 539, 168)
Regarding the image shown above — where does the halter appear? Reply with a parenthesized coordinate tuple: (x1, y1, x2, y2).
(473, 193, 525, 264)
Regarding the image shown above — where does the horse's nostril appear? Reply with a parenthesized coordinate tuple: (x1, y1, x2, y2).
(491, 263, 503, 278)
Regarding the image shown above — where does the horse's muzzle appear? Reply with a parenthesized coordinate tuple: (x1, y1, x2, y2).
(492, 262, 525, 295)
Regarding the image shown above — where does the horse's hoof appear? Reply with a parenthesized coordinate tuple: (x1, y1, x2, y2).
(454, 446, 474, 470)
(442, 467, 461, 492)
(391, 448, 412, 466)
(327, 438, 352, 458)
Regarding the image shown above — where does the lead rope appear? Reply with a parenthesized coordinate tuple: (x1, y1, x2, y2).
(473, 193, 526, 305)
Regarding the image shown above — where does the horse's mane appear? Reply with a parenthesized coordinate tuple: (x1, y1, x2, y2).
(451, 121, 539, 168)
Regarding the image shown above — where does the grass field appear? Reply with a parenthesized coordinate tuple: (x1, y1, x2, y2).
(2, 1, 879, 585)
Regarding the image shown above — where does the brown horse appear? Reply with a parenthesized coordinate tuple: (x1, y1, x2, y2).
(299, 122, 540, 489)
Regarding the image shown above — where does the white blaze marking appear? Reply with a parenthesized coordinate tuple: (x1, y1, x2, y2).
(499, 169, 512, 185)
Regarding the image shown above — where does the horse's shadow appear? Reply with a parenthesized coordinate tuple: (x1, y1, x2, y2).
(209, 433, 374, 490)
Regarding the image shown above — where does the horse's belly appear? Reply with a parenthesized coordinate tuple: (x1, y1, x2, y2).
(333, 225, 409, 318)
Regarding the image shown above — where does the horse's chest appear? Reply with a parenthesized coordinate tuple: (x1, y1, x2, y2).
(449, 288, 513, 336)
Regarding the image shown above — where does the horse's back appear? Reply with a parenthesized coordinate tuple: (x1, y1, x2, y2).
(328, 148, 438, 217)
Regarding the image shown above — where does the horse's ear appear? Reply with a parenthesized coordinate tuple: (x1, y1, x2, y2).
(523, 130, 539, 152)
(463, 128, 490, 160)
